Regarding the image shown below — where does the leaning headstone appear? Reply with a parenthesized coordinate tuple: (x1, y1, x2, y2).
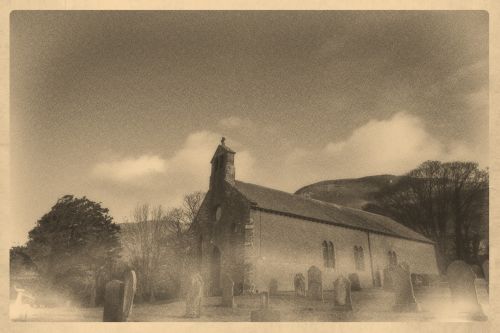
(383, 267, 393, 291)
(348, 273, 361, 291)
(221, 274, 235, 308)
(103, 280, 125, 322)
(269, 279, 278, 296)
(333, 275, 353, 311)
(294, 273, 306, 297)
(250, 291, 281, 321)
(447, 260, 486, 320)
(307, 266, 323, 300)
(122, 270, 137, 321)
(185, 273, 203, 318)
(391, 263, 420, 312)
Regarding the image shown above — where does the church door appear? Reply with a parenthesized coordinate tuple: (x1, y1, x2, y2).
(210, 246, 222, 296)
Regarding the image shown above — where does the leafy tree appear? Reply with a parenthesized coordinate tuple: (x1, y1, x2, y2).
(25, 195, 121, 306)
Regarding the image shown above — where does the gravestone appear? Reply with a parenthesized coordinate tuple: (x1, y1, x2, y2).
(185, 273, 203, 318)
(269, 279, 278, 296)
(250, 291, 281, 321)
(383, 267, 393, 290)
(447, 260, 486, 320)
(307, 266, 323, 300)
(294, 273, 306, 297)
(348, 273, 361, 291)
(103, 280, 125, 322)
(333, 275, 353, 311)
(122, 270, 137, 321)
(391, 264, 420, 312)
(221, 274, 235, 308)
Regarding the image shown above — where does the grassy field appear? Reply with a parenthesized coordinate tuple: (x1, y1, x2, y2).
(16, 281, 489, 322)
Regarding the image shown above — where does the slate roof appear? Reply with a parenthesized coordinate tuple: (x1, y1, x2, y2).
(234, 180, 433, 244)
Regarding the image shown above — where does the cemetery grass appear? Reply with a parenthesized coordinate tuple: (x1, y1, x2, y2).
(20, 282, 489, 322)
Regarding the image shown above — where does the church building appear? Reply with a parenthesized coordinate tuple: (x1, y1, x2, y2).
(194, 139, 439, 295)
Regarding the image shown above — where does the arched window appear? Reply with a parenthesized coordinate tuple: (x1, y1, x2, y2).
(322, 241, 329, 267)
(358, 247, 365, 271)
(328, 241, 335, 268)
(388, 250, 398, 267)
(322, 241, 335, 268)
(354, 246, 365, 271)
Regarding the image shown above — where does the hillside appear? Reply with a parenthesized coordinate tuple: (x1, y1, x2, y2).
(294, 175, 401, 209)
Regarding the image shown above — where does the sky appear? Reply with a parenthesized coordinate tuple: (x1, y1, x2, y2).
(10, 11, 489, 245)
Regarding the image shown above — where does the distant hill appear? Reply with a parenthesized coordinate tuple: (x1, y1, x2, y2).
(294, 175, 401, 209)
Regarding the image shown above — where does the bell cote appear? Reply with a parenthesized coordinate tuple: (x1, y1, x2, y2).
(209, 137, 236, 189)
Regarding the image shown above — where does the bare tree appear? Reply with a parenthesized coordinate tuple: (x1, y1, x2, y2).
(365, 161, 488, 272)
(164, 192, 205, 295)
(121, 192, 205, 301)
(121, 204, 169, 302)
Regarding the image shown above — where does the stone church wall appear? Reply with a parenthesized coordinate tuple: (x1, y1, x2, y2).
(196, 183, 252, 295)
(369, 233, 439, 277)
(251, 209, 374, 292)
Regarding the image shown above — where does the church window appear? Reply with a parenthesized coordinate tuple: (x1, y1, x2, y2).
(328, 241, 335, 268)
(322, 241, 335, 268)
(388, 250, 398, 267)
(322, 241, 329, 267)
(354, 246, 365, 271)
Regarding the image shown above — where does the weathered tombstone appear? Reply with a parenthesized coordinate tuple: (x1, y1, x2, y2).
(122, 270, 137, 321)
(447, 260, 486, 320)
(333, 275, 353, 311)
(383, 267, 393, 290)
(103, 280, 125, 322)
(185, 273, 203, 318)
(250, 291, 281, 321)
(348, 273, 361, 291)
(269, 278, 278, 296)
(307, 266, 323, 300)
(221, 274, 235, 308)
(294, 273, 306, 297)
(391, 263, 420, 312)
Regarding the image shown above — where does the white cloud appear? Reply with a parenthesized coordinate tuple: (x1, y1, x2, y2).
(276, 112, 476, 190)
(90, 130, 256, 218)
(89, 114, 480, 221)
(219, 116, 253, 129)
(91, 155, 167, 183)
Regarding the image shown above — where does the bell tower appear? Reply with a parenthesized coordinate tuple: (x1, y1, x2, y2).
(209, 137, 236, 189)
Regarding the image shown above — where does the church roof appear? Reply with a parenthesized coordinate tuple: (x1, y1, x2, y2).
(234, 180, 433, 244)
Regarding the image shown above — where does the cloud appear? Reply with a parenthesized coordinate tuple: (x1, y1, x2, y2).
(219, 116, 253, 129)
(89, 130, 256, 219)
(91, 155, 167, 183)
(275, 112, 476, 190)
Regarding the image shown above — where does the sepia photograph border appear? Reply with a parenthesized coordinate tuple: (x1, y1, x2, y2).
(0, 1, 498, 333)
